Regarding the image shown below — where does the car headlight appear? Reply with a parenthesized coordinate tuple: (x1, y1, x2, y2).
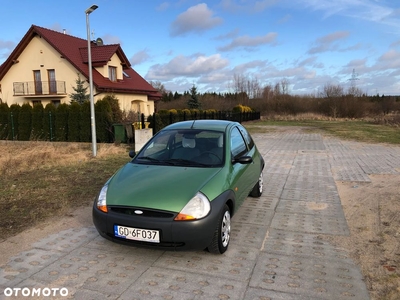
(174, 192, 211, 221)
(97, 184, 108, 213)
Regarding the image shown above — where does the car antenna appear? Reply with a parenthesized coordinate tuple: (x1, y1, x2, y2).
(190, 120, 196, 128)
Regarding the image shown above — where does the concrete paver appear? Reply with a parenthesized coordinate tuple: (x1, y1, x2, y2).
(2, 129, 400, 299)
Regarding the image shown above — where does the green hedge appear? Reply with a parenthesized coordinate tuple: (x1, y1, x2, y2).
(0, 96, 122, 142)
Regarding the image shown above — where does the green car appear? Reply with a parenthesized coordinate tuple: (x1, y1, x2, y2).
(93, 120, 264, 254)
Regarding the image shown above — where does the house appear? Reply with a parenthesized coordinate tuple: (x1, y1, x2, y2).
(0, 25, 161, 116)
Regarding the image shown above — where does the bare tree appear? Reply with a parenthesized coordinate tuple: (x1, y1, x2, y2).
(274, 82, 281, 96)
(262, 84, 273, 100)
(347, 86, 363, 97)
(321, 83, 344, 98)
(149, 81, 167, 95)
(232, 74, 264, 100)
(280, 78, 289, 95)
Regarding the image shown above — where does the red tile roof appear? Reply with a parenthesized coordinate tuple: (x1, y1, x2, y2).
(0, 25, 161, 100)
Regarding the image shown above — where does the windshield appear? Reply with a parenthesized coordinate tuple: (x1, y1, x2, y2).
(133, 129, 225, 167)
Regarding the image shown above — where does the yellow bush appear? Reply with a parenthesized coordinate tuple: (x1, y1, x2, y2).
(232, 104, 253, 113)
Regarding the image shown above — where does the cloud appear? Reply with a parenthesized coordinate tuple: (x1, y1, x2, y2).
(298, 56, 323, 68)
(307, 31, 350, 54)
(146, 53, 229, 80)
(297, 0, 400, 30)
(220, 0, 277, 13)
(170, 3, 223, 37)
(218, 32, 278, 51)
(156, 2, 170, 11)
(0, 39, 16, 60)
(0, 39, 15, 51)
(377, 49, 400, 69)
(231, 60, 268, 73)
(214, 28, 240, 40)
(130, 49, 150, 66)
(277, 14, 291, 24)
(102, 34, 122, 45)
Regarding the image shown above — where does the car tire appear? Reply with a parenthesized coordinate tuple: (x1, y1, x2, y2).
(207, 205, 231, 254)
(250, 171, 263, 197)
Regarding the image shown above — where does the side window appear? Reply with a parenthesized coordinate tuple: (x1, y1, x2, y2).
(230, 127, 247, 158)
(239, 125, 254, 149)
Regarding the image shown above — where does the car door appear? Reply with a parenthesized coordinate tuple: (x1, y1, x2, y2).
(238, 124, 260, 188)
(228, 126, 255, 206)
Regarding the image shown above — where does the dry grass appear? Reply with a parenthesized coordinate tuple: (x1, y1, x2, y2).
(0, 141, 130, 240)
(0, 141, 126, 176)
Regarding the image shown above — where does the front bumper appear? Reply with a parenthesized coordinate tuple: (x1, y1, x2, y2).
(92, 191, 234, 251)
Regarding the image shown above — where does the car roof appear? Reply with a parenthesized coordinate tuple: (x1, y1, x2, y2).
(163, 120, 238, 132)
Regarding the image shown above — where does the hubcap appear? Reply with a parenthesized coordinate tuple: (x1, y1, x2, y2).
(221, 211, 231, 247)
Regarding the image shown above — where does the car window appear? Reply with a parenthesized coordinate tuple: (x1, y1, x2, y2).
(238, 125, 254, 149)
(230, 127, 247, 158)
(141, 131, 170, 157)
(136, 129, 224, 167)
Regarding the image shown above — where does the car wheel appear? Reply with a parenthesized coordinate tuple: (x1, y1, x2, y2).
(208, 205, 231, 254)
(250, 171, 263, 197)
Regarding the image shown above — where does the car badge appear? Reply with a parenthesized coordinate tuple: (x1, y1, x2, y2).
(134, 210, 144, 215)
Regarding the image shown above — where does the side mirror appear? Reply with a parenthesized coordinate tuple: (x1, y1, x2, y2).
(129, 150, 136, 158)
(232, 155, 253, 164)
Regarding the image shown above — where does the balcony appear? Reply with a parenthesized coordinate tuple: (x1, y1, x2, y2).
(13, 81, 66, 97)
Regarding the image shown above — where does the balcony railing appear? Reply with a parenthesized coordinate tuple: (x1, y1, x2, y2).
(13, 81, 66, 96)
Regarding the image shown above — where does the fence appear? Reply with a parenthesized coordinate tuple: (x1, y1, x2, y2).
(149, 110, 261, 134)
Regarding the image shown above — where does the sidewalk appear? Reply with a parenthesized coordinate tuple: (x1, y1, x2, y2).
(3, 128, 399, 299)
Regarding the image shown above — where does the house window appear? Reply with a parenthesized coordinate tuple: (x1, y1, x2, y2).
(109, 66, 117, 82)
(33, 70, 42, 95)
(32, 100, 42, 106)
(48, 69, 56, 94)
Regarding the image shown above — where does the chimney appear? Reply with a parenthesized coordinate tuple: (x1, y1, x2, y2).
(63, 29, 66, 34)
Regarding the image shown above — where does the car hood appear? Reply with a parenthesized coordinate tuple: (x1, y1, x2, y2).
(106, 163, 222, 212)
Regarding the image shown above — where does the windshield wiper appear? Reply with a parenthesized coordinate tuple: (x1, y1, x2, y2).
(137, 156, 160, 162)
(136, 156, 176, 165)
(166, 158, 209, 167)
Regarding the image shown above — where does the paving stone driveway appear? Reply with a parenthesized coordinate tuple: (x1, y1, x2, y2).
(2, 128, 400, 299)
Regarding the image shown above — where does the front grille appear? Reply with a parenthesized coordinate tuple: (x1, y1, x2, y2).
(109, 206, 175, 218)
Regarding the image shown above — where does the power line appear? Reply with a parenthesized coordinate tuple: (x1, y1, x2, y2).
(349, 68, 359, 88)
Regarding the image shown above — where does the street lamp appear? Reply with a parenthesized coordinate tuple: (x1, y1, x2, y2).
(86, 4, 98, 157)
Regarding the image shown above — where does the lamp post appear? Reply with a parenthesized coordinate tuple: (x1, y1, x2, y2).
(85, 4, 98, 157)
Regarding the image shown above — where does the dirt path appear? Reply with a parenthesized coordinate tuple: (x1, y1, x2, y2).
(324, 174, 400, 300)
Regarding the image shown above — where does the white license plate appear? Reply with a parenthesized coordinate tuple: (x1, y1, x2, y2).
(114, 225, 160, 243)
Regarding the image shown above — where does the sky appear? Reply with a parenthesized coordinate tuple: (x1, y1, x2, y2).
(1, 0, 400, 96)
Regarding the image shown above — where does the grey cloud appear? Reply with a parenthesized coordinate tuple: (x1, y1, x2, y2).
(170, 3, 223, 37)
(130, 50, 150, 66)
(102, 34, 122, 45)
(146, 54, 229, 80)
(156, 2, 170, 11)
(218, 32, 278, 51)
(220, 0, 277, 13)
(307, 31, 350, 54)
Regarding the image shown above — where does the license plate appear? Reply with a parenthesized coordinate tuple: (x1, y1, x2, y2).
(114, 225, 160, 243)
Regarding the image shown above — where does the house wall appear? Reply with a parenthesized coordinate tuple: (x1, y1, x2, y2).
(96, 53, 123, 80)
(0, 35, 80, 106)
(104, 92, 154, 118)
(0, 36, 155, 118)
